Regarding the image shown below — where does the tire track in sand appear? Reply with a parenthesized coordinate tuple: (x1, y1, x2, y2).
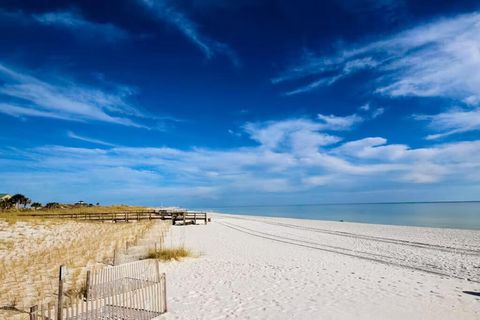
(217, 214, 480, 256)
(217, 220, 480, 283)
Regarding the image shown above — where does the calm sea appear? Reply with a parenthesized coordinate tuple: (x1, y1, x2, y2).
(196, 202, 480, 230)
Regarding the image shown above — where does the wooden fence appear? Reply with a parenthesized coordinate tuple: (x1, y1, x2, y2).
(29, 260, 167, 320)
(19, 210, 208, 225)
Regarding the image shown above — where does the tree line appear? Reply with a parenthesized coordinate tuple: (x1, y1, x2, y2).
(0, 194, 97, 211)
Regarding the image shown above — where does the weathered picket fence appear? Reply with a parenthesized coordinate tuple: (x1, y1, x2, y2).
(29, 259, 167, 320)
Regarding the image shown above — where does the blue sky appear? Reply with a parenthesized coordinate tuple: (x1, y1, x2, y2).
(1, 0, 480, 206)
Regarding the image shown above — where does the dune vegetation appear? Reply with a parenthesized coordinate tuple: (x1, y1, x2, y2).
(0, 199, 194, 319)
(145, 246, 192, 261)
(0, 216, 156, 318)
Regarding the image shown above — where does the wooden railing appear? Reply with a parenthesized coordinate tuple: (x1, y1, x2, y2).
(18, 210, 208, 224)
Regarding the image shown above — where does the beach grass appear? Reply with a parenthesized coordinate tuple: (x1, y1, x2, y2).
(0, 218, 156, 316)
(0, 205, 150, 224)
(146, 246, 192, 261)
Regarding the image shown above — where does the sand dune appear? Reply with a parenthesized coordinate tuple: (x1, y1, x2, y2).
(162, 213, 480, 320)
(0, 219, 158, 318)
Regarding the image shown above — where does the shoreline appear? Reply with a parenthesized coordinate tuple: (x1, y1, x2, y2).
(192, 203, 480, 230)
(207, 210, 480, 231)
(197, 199, 480, 208)
(162, 213, 480, 319)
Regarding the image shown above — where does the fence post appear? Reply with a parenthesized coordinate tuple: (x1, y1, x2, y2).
(29, 305, 38, 320)
(155, 260, 160, 282)
(162, 274, 167, 312)
(85, 270, 91, 300)
(57, 265, 66, 320)
(113, 247, 117, 266)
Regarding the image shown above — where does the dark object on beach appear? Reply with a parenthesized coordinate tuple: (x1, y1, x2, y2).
(339, 219, 344, 222)
(208, 217, 211, 222)
(463, 291, 480, 297)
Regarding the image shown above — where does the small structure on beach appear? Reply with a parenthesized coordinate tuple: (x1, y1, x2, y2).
(0, 193, 11, 201)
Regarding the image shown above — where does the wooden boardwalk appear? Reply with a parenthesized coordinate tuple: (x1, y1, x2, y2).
(19, 210, 208, 225)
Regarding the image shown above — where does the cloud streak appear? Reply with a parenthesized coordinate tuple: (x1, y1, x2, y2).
(67, 131, 117, 147)
(0, 63, 149, 128)
(32, 10, 128, 41)
(274, 12, 480, 101)
(140, 0, 239, 66)
(415, 108, 480, 140)
(274, 11, 480, 139)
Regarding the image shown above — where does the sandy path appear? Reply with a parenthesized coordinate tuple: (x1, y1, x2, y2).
(161, 213, 480, 320)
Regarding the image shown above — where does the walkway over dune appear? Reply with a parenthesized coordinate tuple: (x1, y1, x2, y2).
(19, 209, 208, 225)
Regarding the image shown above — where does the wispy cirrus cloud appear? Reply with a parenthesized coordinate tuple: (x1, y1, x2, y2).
(274, 11, 480, 139)
(32, 10, 128, 41)
(415, 108, 480, 140)
(140, 0, 240, 66)
(0, 63, 149, 128)
(274, 12, 480, 100)
(67, 131, 118, 147)
(371, 107, 385, 119)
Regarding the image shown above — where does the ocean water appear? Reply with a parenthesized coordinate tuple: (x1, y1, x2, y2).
(198, 202, 480, 230)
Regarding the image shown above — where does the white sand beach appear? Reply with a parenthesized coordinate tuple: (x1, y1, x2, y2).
(162, 213, 480, 320)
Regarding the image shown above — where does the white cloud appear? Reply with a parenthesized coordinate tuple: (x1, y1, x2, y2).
(3, 114, 480, 204)
(415, 107, 480, 140)
(32, 10, 128, 40)
(140, 0, 239, 66)
(0, 103, 76, 121)
(334, 137, 408, 161)
(464, 95, 480, 106)
(317, 113, 363, 130)
(359, 103, 370, 111)
(67, 131, 117, 147)
(0, 63, 148, 127)
(402, 163, 448, 184)
(275, 12, 480, 139)
(371, 107, 385, 118)
(242, 114, 363, 155)
(302, 175, 333, 186)
(244, 118, 340, 151)
(274, 12, 480, 102)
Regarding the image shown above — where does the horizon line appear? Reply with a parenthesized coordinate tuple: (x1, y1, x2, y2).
(192, 200, 480, 209)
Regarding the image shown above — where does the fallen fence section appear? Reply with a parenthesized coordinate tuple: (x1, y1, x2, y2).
(29, 259, 167, 320)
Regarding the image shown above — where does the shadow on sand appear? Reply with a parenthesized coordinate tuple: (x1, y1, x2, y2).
(463, 291, 480, 297)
